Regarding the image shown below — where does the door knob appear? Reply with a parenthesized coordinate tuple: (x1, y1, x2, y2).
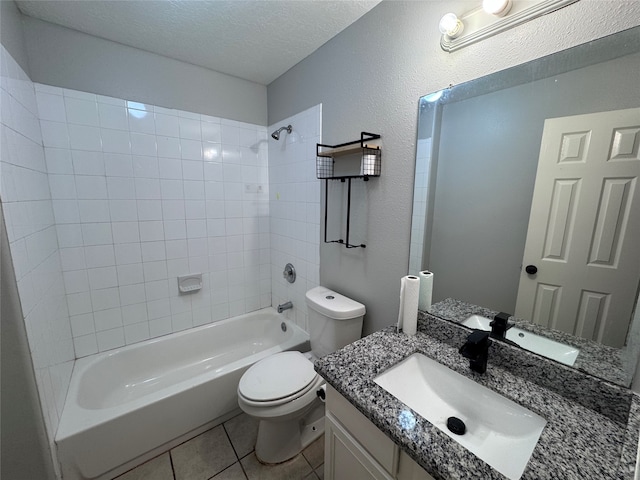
(525, 265, 538, 275)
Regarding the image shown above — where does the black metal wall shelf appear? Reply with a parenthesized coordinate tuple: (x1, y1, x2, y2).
(317, 132, 382, 249)
(316, 132, 381, 179)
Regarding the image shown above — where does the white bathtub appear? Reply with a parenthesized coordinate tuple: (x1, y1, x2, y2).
(55, 307, 310, 480)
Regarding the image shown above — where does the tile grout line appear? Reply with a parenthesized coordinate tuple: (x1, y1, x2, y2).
(168, 449, 177, 480)
(221, 417, 250, 479)
(222, 419, 241, 461)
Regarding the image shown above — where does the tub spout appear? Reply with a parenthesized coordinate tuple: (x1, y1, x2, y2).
(277, 301, 293, 313)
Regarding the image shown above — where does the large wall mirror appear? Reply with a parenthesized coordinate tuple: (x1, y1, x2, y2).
(410, 27, 640, 386)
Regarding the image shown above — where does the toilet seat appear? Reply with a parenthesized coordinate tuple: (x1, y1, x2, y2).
(238, 351, 319, 407)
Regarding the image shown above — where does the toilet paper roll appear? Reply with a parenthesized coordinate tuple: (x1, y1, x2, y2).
(418, 270, 434, 312)
(398, 275, 420, 336)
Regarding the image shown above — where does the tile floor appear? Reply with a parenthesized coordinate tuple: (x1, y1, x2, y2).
(115, 413, 325, 480)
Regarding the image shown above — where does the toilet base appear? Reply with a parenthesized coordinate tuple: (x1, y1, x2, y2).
(255, 403, 325, 464)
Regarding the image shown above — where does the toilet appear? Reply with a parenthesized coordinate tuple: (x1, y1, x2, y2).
(237, 286, 365, 464)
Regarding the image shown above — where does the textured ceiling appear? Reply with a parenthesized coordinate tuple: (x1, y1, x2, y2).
(15, 0, 381, 85)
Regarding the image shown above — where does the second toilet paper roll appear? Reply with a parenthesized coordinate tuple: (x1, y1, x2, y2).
(418, 270, 434, 312)
(398, 275, 420, 336)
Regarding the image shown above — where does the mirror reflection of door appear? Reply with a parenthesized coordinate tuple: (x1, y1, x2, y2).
(515, 108, 640, 347)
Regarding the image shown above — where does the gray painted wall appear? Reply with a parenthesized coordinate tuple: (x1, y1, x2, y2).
(0, 0, 30, 73)
(22, 16, 267, 125)
(267, 0, 640, 335)
(0, 205, 56, 480)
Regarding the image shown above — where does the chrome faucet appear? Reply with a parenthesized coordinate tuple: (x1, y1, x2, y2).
(459, 330, 491, 374)
(277, 301, 293, 313)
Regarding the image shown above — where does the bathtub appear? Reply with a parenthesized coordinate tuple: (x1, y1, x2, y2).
(55, 307, 310, 480)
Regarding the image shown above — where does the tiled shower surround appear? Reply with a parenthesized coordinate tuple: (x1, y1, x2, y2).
(269, 106, 321, 331)
(35, 84, 271, 357)
(1, 45, 73, 476)
(1, 43, 321, 476)
(36, 84, 273, 357)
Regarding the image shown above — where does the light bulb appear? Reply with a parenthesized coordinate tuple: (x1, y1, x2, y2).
(438, 13, 464, 38)
(482, 0, 512, 16)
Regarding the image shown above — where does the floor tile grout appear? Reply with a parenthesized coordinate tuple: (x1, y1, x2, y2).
(116, 412, 323, 480)
(169, 450, 176, 480)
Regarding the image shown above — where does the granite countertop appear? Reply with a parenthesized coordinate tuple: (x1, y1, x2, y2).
(315, 317, 640, 480)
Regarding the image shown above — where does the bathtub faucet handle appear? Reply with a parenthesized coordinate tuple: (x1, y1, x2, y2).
(277, 301, 293, 313)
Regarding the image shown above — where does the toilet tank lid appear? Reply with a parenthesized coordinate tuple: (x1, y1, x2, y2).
(305, 286, 366, 320)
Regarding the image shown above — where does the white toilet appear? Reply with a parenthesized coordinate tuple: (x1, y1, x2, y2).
(237, 286, 365, 464)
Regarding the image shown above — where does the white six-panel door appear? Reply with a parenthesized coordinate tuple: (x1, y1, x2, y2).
(515, 108, 640, 347)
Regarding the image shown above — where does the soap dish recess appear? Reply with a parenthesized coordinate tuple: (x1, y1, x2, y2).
(178, 274, 202, 293)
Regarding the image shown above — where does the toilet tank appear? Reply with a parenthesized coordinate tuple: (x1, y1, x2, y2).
(305, 286, 366, 358)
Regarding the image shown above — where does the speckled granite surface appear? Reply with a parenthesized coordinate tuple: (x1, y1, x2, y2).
(429, 298, 631, 387)
(315, 326, 640, 480)
(418, 310, 632, 424)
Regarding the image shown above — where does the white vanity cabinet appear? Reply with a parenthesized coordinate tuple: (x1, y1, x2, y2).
(324, 385, 435, 480)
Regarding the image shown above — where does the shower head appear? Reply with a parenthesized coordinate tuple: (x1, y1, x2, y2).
(271, 125, 292, 140)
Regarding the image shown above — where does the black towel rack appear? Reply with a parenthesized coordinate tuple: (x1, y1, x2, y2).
(316, 132, 381, 249)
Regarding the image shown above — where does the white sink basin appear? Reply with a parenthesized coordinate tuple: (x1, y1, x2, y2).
(462, 315, 579, 366)
(374, 353, 546, 480)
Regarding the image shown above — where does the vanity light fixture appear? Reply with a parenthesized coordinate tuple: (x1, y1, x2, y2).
(482, 0, 512, 16)
(440, 0, 579, 52)
(438, 12, 464, 39)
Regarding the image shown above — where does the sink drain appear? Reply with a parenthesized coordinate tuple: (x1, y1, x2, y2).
(447, 416, 466, 435)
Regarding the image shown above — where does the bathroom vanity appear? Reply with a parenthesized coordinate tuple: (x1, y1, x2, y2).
(325, 382, 433, 480)
(316, 311, 640, 479)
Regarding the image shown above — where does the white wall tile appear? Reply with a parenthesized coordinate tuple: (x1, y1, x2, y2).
(65, 97, 99, 126)
(6, 77, 278, 374)
(73, 334, 98, 357)
(117, 263, 145, 286)
(68, 124, 102, 151)
(139, 221, 164, 242)
(131, 134, 157, 157)
(122, 302, 148, 325)
(48, 174, 77, 199)
(88, 266, 118, 290)
(70, 313, 95, 337)
(40, 120, 69, 149)
(76, 175, 107, 199)
(180, 139, 202, 160)
(98, 103, 128, 131)
(45, 147, 74, 174)
(104, 153, 134, 177)
(2, 60, 75, 456)
(93, 303, 122, 329)
(137, 200, 162, 220)
(78, 199, 110, 223)
(109, 199, 138, 222)
(156, 136, 181, 158)
(36, 92, 67, 122)
(119, 284, 146, 307)
(84, 245, 115, 268)
(135, 178, 161, 199)
(72, 150, 105, 176)
(101, 128, 131, 154)
(128, 108, 155, 134)
(96, 327, 125, 351)
(141, 241, 166, 262)
(107, 177, 136, 199)
(155, 113, 179, 137)
(81, 223, 112, 245)
(179, 117, 201, 140)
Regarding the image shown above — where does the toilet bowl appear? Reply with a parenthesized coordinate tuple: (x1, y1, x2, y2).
(237, 351, 324, 464)
(237, 287, 365, 464)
